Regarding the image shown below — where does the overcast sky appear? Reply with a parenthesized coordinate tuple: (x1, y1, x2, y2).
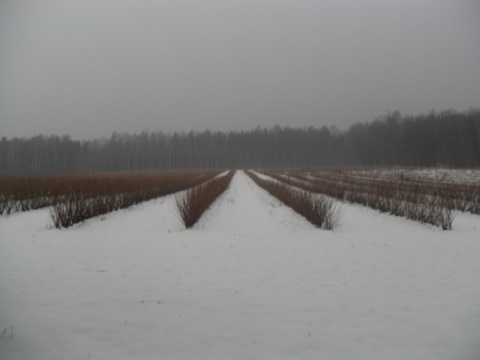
(1, 0, 479, 140)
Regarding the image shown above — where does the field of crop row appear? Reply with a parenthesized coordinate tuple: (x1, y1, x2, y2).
(1, 168, 479, 230)
(1, 168, 480, 360)
(259, 167, 480, 230)
(0, 170, 235, 228)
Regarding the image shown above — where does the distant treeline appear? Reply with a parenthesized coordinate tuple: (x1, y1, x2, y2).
(1, 109, 479, 174)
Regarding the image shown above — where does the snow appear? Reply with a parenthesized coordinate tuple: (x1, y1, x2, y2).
(349, 168, 480, 184)
(1, 171, 480, 360)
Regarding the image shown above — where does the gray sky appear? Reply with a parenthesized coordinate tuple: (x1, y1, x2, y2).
(1, 0, 479, 140)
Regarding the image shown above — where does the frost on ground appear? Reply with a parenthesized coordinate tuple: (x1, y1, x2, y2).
(1, 171, 480, 360)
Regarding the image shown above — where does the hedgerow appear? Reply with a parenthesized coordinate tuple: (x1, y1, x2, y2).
(176, 170, 235, 228)
(261, 168, 457, 230)
(48, 170, 220, 228)
(245, 170, 342, 230)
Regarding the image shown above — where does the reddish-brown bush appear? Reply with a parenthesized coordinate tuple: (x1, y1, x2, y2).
(48, 170, 222, 228)
(176, 170, 235, 228)
(245, 171, 342, 230)
(0, 170, 221, 227)
(260, 168, 457, 230)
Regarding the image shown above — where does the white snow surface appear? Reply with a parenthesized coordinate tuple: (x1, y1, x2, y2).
(1, 171, 480, 360)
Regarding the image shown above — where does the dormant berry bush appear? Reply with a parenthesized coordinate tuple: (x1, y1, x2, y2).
(176, 170, 235, 229)
(245, 170, 342, 230)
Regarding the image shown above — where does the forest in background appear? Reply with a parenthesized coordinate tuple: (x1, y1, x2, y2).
(1, 109, 479, 175)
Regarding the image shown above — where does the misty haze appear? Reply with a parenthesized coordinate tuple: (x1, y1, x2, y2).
(1, 1, 480, 360)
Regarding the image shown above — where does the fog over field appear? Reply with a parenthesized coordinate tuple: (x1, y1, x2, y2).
(1, 0, 479, 139)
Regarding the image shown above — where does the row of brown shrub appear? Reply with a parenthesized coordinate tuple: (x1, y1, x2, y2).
(176, 170, 236, 228)
(1, 171, 211, 215)
(262, 169, 455, 230)
(0, 175, 70, 215)
(245, 170, 342, 230)
(300, 168, 480, 215)
(307, 171, 459, 230)
(48, 170, 221, 228)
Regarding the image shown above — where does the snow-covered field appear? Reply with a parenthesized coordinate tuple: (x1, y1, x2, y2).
(1, 171, 480, 360)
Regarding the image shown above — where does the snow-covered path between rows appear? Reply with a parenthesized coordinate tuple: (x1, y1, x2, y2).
(1, 171, 480, 360)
